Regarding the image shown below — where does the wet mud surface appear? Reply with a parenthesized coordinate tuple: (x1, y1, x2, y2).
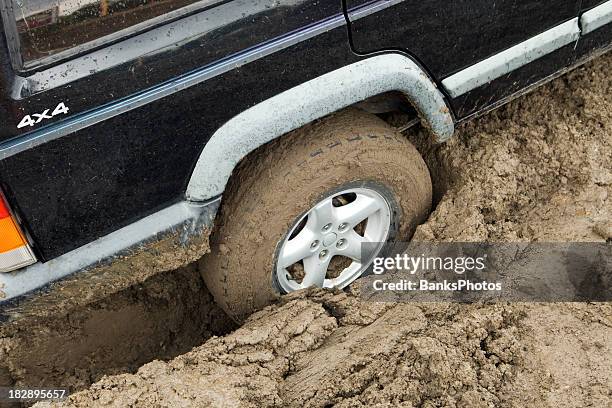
(3, 52, 612, 407)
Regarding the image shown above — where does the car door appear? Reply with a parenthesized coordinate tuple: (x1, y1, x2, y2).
(345, 0, 582, 118)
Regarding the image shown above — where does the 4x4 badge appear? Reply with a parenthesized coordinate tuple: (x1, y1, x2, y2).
(17, 102, 70, 129)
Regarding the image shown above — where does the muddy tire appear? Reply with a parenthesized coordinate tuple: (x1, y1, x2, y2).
(199, 109, 432, 321)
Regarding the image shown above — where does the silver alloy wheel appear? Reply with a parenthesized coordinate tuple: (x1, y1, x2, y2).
(275, 187, 392, 293)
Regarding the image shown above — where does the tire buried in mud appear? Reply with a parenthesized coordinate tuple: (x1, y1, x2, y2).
(199, 109, 432, 321)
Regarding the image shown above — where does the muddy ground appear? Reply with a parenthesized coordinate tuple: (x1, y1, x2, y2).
(4, 52, 612, 407)
(0, 265, 233, 397)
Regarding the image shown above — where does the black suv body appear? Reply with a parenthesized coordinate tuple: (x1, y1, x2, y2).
(0, 0, 610, 317)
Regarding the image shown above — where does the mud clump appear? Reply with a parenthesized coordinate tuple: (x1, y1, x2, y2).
(24, 53, 612, 407)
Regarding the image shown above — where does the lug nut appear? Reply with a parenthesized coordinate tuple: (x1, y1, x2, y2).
(336, 239, 346, 248)
(319, 250, 328, 259)
(322, 223, 332, 232)
(311, 240, 319, 249)
(338, 223, 348, 231)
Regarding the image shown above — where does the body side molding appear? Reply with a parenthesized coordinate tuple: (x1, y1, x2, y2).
(186, 53, 454, 202)
(442, 18, 581, 98)
(581, 0, 612, 34)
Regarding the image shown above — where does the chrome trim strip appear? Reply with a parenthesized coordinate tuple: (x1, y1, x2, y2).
(0, 15, 346, 160)
(581, 0, 612, 34)
(442, 18, 581, 98)
(0, 198, 220, 303)
(347, 0, 404, 21)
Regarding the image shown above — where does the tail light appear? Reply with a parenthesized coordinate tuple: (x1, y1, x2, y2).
(0, 192, 36, 272)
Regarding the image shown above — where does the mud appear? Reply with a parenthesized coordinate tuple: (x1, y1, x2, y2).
(18, 52, 612, 406)
(0, 265, 233, 397)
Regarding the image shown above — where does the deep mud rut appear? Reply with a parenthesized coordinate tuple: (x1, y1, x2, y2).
(5, 52, 611, 407)
(0, 266, 234, 399)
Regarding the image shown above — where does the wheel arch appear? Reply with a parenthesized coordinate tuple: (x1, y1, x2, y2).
(186, 53, 454, 202)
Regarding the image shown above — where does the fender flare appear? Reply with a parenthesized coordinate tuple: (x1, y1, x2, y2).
(186, 53, 454, 201)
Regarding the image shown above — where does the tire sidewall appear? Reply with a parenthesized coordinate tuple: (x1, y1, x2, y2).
(200, 110, 432, 320)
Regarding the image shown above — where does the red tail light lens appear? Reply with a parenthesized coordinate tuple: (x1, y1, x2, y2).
(0, 197, 9, 218)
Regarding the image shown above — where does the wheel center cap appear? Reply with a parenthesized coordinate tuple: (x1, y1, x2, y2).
(323, 233, 337, 247)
